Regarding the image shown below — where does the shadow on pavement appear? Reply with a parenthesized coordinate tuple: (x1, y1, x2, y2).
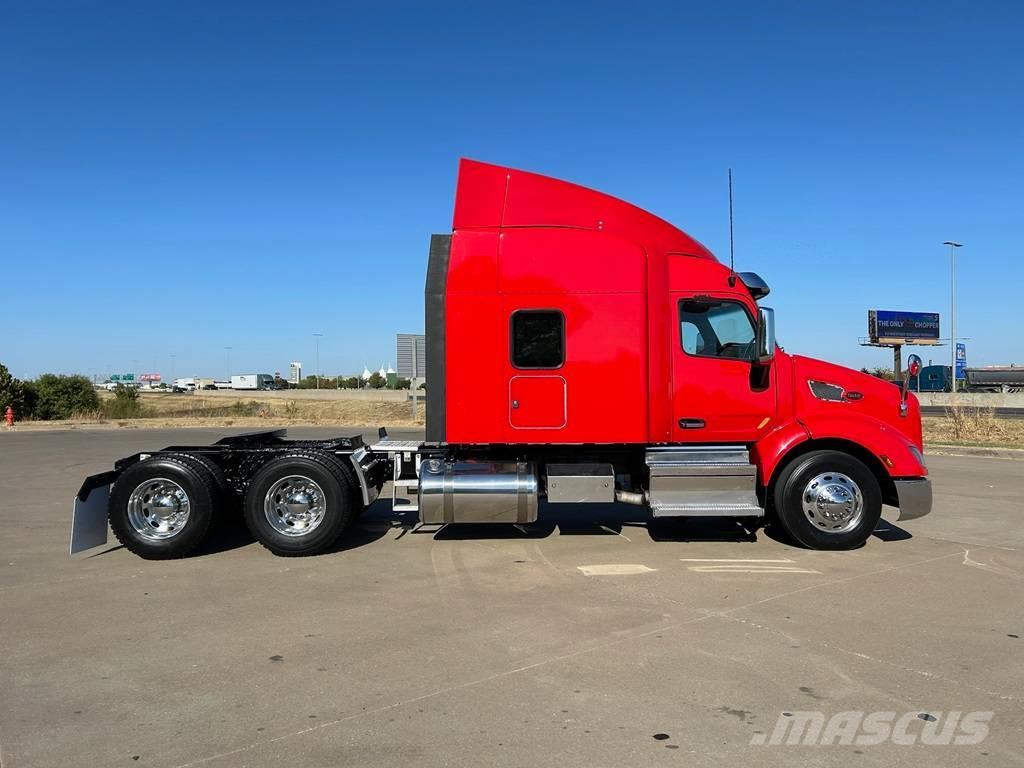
(759, 510, 913, 549)
(426, 502, 762, 546)
(872, 519, 913, 542)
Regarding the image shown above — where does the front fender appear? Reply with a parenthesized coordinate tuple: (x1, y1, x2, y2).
(750, 419, 811, 485)
(796, 413, 927, 478)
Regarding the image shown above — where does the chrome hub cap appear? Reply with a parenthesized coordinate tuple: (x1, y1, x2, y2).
(127, 478, 191, 540)
(801, 472, 863, 533)
(264, 475, 327, 536)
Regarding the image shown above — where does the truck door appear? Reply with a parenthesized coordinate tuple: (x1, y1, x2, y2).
(670, 293, 775, 443)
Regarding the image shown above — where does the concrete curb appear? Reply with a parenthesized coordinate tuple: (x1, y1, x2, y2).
(925, 443, 1024, 459)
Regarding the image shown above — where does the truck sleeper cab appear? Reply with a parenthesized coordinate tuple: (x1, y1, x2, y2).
(71, 159, 931, 560)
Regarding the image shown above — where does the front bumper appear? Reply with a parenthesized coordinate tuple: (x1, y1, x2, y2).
(894, 477, 932, 521)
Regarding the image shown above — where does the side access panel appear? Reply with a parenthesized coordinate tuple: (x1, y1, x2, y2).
(647, 446, 762, 517)
(509, 376, 566, 429)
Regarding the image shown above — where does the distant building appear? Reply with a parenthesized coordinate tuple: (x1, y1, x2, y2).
(289, 362, 302, 385)
(396, 333, 426, 380)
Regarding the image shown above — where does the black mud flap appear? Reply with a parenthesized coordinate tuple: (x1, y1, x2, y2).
(70, 470, 120, 555)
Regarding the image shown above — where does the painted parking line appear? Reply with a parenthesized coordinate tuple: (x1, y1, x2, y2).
(686, 565, 822, 574)
(679, 558, 796, 563)
(679, 557, 821, 574)
(577, 564, 657, 576)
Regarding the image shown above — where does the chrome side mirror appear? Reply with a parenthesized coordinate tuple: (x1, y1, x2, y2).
(900, 354, 922, 416)
(757, 307, 776, 363)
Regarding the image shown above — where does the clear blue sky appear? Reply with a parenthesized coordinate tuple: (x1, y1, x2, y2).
(3, 1, 1021, 381)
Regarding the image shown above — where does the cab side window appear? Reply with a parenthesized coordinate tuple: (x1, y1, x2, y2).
(511, 310, 564, 369)
(680, 300, 756, 361)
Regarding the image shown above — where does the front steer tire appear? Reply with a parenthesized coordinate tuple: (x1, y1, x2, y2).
(108, 454, 219, 559)
(243, 451, 360, 557)
(773, 450, 882, 551)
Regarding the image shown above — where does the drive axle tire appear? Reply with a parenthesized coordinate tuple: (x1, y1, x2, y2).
(243, 452, 359, 557)
(108, 455, 219, 559)
(773, 450, 882, 551)
(164, 452, 236, 524)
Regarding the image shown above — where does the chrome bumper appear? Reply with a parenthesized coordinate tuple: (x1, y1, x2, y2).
(894, 478, 932, 521)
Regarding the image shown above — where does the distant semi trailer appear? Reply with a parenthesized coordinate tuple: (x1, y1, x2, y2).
(910, 365, 1023, 393)
(965, 366, 1024, 393)
(230, 374, 274, 390)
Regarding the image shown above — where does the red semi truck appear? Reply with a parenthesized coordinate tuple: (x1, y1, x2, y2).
(70, 159, 931, 558)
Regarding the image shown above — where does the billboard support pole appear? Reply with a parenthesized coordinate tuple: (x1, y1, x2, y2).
(893, 344, 902, 384)
(944, 241, 963, 392)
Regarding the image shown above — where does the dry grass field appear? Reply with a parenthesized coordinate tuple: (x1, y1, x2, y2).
(9, 390, 1024, 448)
(40, 390, 425, 429)
(923, 409, 1024, 448)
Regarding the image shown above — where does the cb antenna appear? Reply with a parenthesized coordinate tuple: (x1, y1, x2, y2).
(728, 168, 736, 286)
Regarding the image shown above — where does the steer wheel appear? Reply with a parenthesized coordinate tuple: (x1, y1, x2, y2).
(772, 450, 882, 550)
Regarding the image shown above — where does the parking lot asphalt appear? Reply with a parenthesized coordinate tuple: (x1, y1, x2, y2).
(1, 427, 1022, 767)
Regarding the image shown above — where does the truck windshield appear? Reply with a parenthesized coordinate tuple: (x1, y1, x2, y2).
(680, 300, 757, 360)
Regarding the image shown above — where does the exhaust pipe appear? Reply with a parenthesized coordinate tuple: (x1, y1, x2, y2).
(615, 489, 647, 506)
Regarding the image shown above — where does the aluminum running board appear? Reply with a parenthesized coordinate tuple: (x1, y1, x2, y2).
(646, 446, 762, 517)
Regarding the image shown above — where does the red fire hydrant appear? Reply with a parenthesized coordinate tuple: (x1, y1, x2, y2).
(4, 406, 13, 427)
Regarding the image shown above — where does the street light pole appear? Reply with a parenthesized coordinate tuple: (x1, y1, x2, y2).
(313, 334, 323, 390)
(943, 241, 962, 393)
(170, 354, 176, 386)
(224, 346, 232, 381)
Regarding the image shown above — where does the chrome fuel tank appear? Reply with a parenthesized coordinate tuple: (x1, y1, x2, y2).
(419, 460, 538, 524)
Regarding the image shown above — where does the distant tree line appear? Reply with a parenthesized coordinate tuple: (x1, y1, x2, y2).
(859, 366, 898, 381)
(292, 373, 412, 390)
(0, 363, 100, 421)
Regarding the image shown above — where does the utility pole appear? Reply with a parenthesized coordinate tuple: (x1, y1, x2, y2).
(943, 241, 963, 392)
(224, 347, 232, 380)
(313, 333, 323, 390)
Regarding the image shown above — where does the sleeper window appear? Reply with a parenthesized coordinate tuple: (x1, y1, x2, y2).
(511, 310, 564, 369)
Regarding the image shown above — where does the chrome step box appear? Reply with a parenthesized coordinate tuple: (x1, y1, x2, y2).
(646, 446, 762, 517)
(546, 463, 615, 503)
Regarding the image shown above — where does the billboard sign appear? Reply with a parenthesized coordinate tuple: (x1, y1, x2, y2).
(139, 373, 161, 382)
(867, 310, 940, 343)
(955, 343, 967, 380)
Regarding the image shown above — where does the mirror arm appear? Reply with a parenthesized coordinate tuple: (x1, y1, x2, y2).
(756, 306, 776, 364)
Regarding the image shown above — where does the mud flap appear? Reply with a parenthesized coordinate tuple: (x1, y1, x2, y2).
(70, 483, 111, 555)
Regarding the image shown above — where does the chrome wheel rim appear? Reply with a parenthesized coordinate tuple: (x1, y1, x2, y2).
(801, 471, 864, 533)
(127, 478, 191, 541)
(264, 475, 327, 537)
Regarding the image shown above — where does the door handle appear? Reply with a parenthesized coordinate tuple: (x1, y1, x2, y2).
(678, 418, 705, 429)
(512, 400, 520, 409)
